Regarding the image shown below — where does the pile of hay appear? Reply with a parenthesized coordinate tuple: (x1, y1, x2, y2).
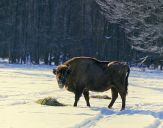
(90, 95, 111, 99)
(36, 97, 66, 106)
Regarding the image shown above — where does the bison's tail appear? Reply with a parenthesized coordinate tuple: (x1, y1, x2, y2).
(124, 65, 130, 95)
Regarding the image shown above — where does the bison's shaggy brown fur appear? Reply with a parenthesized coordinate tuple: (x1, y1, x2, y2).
(53, 57, 130, 110)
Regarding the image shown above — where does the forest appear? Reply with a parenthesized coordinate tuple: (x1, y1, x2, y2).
(0, 0, 163, 65)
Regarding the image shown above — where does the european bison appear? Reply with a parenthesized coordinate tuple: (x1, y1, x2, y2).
(53, 57, 130, 110)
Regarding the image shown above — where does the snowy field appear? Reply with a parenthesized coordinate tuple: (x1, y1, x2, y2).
(0, 64, 163, 128)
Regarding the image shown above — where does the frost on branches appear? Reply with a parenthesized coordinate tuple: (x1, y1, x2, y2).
(96, 0, 163, 54)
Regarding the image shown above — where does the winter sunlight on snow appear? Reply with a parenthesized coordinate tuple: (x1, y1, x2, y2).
(0, 64, 163, 128)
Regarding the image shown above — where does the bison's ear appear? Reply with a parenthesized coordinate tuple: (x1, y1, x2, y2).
(53, 68, 57, 75)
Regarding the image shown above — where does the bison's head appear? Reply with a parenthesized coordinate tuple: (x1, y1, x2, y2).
(53, 65, 71, 88)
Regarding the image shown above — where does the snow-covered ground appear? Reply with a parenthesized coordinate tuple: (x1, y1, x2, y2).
(0, 64, 163, 128)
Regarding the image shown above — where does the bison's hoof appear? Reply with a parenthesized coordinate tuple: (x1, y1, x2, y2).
(120, 108, 125, 111)
(108, 105, 112, 109)
(73, 104, 77, 107)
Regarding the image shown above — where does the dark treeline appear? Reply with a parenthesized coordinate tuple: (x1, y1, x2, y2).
(0, 0, 162, 65)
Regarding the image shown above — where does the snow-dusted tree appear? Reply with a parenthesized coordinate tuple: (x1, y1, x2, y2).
(96, 0, 163, 55)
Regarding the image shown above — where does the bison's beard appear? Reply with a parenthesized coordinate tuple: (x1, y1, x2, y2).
(57, 80, 65, 89)
(56, 74, 67, 89)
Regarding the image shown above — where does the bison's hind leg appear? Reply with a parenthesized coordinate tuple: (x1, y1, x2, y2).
(108, 88, 118, 109)
(119, 92, 126, 111)
(83, 89, 90, 107)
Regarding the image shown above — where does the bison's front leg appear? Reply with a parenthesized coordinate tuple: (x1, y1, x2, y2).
(73, 90, 82, 107)
(83, 89, 90, 107)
